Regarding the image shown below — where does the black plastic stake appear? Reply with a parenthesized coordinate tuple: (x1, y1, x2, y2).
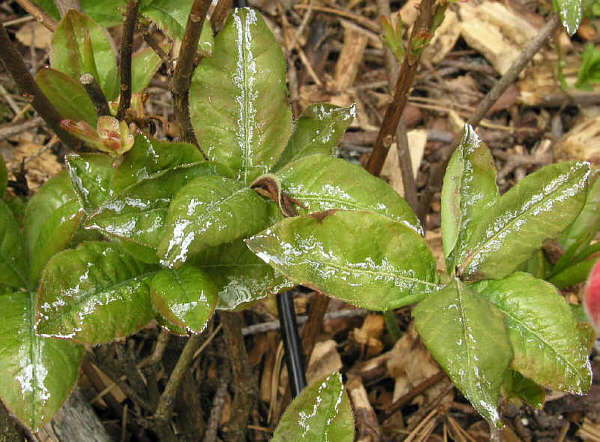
(277, 290, 307, 398)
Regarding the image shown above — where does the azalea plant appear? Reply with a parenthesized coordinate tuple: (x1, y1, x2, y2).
(0, 0, 597, 439)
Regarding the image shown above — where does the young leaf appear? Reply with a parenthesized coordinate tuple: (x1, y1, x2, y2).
(0, 292, 84, 431)
(247, 210, 439, 311)
(80, 0, 128, 27)
(549, 256, 599, 289)
(473, 272, 592, 394)
(35, 68, 98, 125)
(88, 163, 228, 252)
(274, 104, 355, 170)
(0, 200, 28, 288)
(556, 0, 583, 35)
(37, 242, 157, 344)
(575, 44, 600, 90)
(190, 8, 292, 184)
(272, 372, 354, 442)
(112, 135, 211, 192)
(24, 172, 81, 286)
(441, 125, 498, 271)
(131, 46, 164, 94)
(413, 280, 512, 426)
(457, 161, 591, 281)
(67, 153, 115, 214)
(158, 176, 270, 269)
(151, 265, 218, 333)
(51, 10, 119, 100)
(276, 154, 422, 234)
(191, 239, 293, 310)
(502, 370, 545, 409)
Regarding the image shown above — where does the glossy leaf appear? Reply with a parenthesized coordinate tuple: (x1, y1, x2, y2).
(0, 200, 28, 288)
(441, 125, 498, 272)
(503, 370, 545, 409)
(274, 104, 355, 170)
(474, 272, 592, 393)
(192, 240, 293, 310)
(0, 155, 6, 201)
(132, 46, 163, 94)
(112, 135, 209, 192)
(37, 242, 156, 344)
(413, 280, 512, 426)
(159, 176, 270, 269)
(67, 153, 115, 214)
(556, 0, 583, 35)
(277, 155, 422, 233)
(88, 162, 224, 251)
(0, 292, 84, 431)
(190, 8, 292, 184)
(36, 68, 98, 125)
(272, 372, 354, 442)
(151, 265, 218, 333)
(456, 161, 591, 281)
(51, 10, 119, 100)
(247, 211, 438, 311)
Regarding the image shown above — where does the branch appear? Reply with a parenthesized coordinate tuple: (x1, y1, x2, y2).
(211, 0, 233, 33)
(0, 25, 79, 149)
(14, 0, 58, 32)
(116, 0, 140, 120)
(80, 73, 110, 116)
(171, 0, 211, 155)
(366, 0, 439, 177)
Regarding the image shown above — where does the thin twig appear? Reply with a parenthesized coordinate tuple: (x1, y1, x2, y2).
(13, 0, 57, 31)
(80, 73, 111, 117)
(0, 83, 21, 115)
(116, 0, 140, 120)
(171, 0, 211, 155)
(138, 328, 170, 368)
(210, 0, 233, 33)
(203, 355, 230, 442)
(0, 25, 79, 149)
(301, 292, 330, 365)
(366, 0, 439, 178)
(0, 116, 43, 139)
(142, 29, 173, 73)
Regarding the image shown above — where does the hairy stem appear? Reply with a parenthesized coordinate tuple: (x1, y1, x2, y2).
(116, 0, 140, 120)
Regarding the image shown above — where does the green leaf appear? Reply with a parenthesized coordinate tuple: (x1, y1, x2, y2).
(247, 210, 438, 311)
(550, 257, 599, 289)
(0, 154, 7, 199)
(32, 0, 60, 20)
(0, 292, 84, 431)
(131, 46, 163, 94)
(272, 372, 354, 442)
(36, 68, 98, 125)
(473, 272, 592, 393)
(51, 10, 119, 100)
(502, 370, 545, 409)
(575, 44, 600, 89)
(456, 161, 591, 281)
(88, 162, 224, 251)
(0, 200, 28, 288)
(190, 8, 292, 185)
(37, 242, 156, 344)
(112, 135, 210, 192)
(67, 153, 115, 214)
(441, 125, 498, 272)
(192, 240, 293, 310)
(555, 0, 583, 35)
(158, 176, 270, 269)
(276, 155, 422, 233)
(274, 104, 355, 170)
(151, 265, 218, 333)
(80, 0, 128, 27)
(413, 280, 512, 426)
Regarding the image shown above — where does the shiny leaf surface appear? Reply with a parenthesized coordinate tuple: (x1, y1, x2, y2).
(35, 68, 98, 125)
(0, 292, 84, 431)
(158, 176, 270, 269)
(192, 240, 293, 310)
(131, 46, 163, 94)
(556, 0, 582, 35)
(413, 280, 512, 426)
(272, 372, 354, 442)
(277, 155, 421, 233)
(474, 273, 591, 393)
(88, 162, 225, 251)
(190, 8, 292, 184)
(441, 126, 498, 271)
(37, 242, 156, 344)
(151, 265, 218, 333)
(0, 200, 28, 288)
(247, 211, 438, 311)
(51, 10, 119, 100)
(67, 153, 115, 214)
(457, 161, 590, 281)
(274, 104, 355, 170)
